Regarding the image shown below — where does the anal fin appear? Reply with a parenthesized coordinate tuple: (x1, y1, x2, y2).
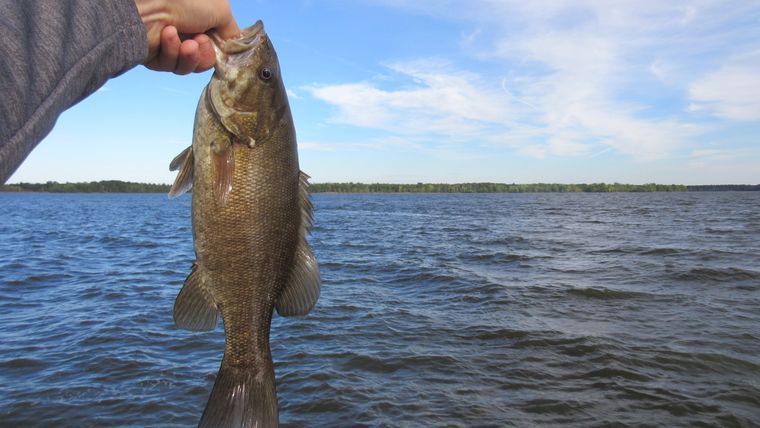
(174, 263, 218, 331)
(277, 171, 320, 317)
(276, 243, 320, 316)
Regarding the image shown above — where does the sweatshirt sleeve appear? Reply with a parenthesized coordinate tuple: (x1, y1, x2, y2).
(0, 0, 148, 183)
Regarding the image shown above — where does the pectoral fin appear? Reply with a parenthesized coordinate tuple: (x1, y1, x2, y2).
(168, 146, 194, 198)
(277, 171, 320, 316)
(213, 142, 234, 206)
(174, 263, 218, 331)
(169, 146, 192, 172)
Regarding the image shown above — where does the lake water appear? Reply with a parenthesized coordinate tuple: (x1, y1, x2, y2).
(0, 192, 759, 427)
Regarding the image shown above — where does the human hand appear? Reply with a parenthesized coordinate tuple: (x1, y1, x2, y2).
(135, 0, 241, 74)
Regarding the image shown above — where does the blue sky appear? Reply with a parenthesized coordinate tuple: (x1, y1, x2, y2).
(9, 0, 760, 184)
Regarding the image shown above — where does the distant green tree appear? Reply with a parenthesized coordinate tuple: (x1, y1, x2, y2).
(4, 181, 755, 194)
(0, 180, 171, 193)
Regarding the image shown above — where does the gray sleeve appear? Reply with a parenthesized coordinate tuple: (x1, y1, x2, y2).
(0, 0, 148, 183)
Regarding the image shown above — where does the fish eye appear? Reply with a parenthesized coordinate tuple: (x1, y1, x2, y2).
(259, 67, 273, 81)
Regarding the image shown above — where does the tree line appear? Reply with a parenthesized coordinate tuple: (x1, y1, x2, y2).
(311, 182, 694, 193)
(0, 180, 170, 193)
(2, 180, 758, 193)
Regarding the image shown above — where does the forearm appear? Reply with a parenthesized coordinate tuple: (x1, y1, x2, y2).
(0, 0, 148, 184)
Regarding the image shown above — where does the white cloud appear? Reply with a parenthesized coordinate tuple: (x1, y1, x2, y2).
(307, 55, 694, 160)
(286, 88, 302, 100)
(689, 65, 760, 121)
(305, 59, 515, 139)
(687, 147, 744, 171)
(299, 141, 337, 151)
(690, 149, 736, 160)
(309, 0, 759, 162)
(299, 136, 423, 152)
(649, 59, 672, 82)
(517, 144, 548, 159)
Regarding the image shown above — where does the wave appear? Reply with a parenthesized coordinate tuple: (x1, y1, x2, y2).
(674, 267, 760, 282)
(567, 287, 651, 300)
(341, 353, 461, 374)
(712, 387, 760, 407)
(0, 357, 49, 371)
(458, 251, 537, 263)
(474, 236, 528, 246)
(704, 227, 739, 234)
(391, 270, 464, 286)
(519, 398, 585, 415)
(587, 246, 639, 254)
(579, 367, 651, 382)
(640, 247, 685, 255)
(470, 327, 530, 341)
(513, 335, 589, 350)
(3, 273, 73, 287)
(629, 347, 760, 376)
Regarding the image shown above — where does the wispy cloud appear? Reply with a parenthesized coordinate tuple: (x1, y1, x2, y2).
(686, 147, 750, 174)
(286, 88, 303, 100)
(305, 59, 514, 139)
(689, 52, 760, 121)
(305, 53, 695, 160)
(308, 0, 759, 162)
(300, 136, 427, 152)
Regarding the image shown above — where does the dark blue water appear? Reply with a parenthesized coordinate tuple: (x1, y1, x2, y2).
(1, 192, 759, 427)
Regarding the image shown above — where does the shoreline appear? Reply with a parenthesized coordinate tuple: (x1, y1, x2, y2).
(2, 181, 759, 193)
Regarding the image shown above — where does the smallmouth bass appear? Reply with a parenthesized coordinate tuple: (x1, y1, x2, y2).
(169, 21, 320, 428)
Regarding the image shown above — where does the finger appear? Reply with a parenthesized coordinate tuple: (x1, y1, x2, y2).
(175, 39, 200, 75)
(215, 15, 241, 40)
(155, 26, 181, 72)
(194, 34, 216, 72)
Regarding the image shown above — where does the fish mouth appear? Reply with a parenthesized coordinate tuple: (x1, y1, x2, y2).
(211, 20, 266, 79)
(212, 20, 266, 55)
(236, 21, 265, 46)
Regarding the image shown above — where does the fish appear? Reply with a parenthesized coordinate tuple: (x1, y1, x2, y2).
(168, 20, 320, 428)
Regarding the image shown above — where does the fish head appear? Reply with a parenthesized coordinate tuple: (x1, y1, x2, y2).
(208, 21, 289, 146)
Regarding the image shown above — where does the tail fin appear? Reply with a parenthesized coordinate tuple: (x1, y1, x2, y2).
(199, 360, 278, 428)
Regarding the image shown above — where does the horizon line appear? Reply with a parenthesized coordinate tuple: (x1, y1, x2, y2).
(3, 180, 760, 186)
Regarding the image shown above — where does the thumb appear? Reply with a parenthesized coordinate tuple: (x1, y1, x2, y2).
(215, 16, 241, 40)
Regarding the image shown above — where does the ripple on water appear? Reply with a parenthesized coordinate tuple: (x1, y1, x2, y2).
(1, 192, 759, 426)
(566, 287, 654, 300)
(673, 266, 760, 282)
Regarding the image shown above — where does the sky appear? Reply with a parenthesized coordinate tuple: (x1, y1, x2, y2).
(8, 0, 760, 185)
